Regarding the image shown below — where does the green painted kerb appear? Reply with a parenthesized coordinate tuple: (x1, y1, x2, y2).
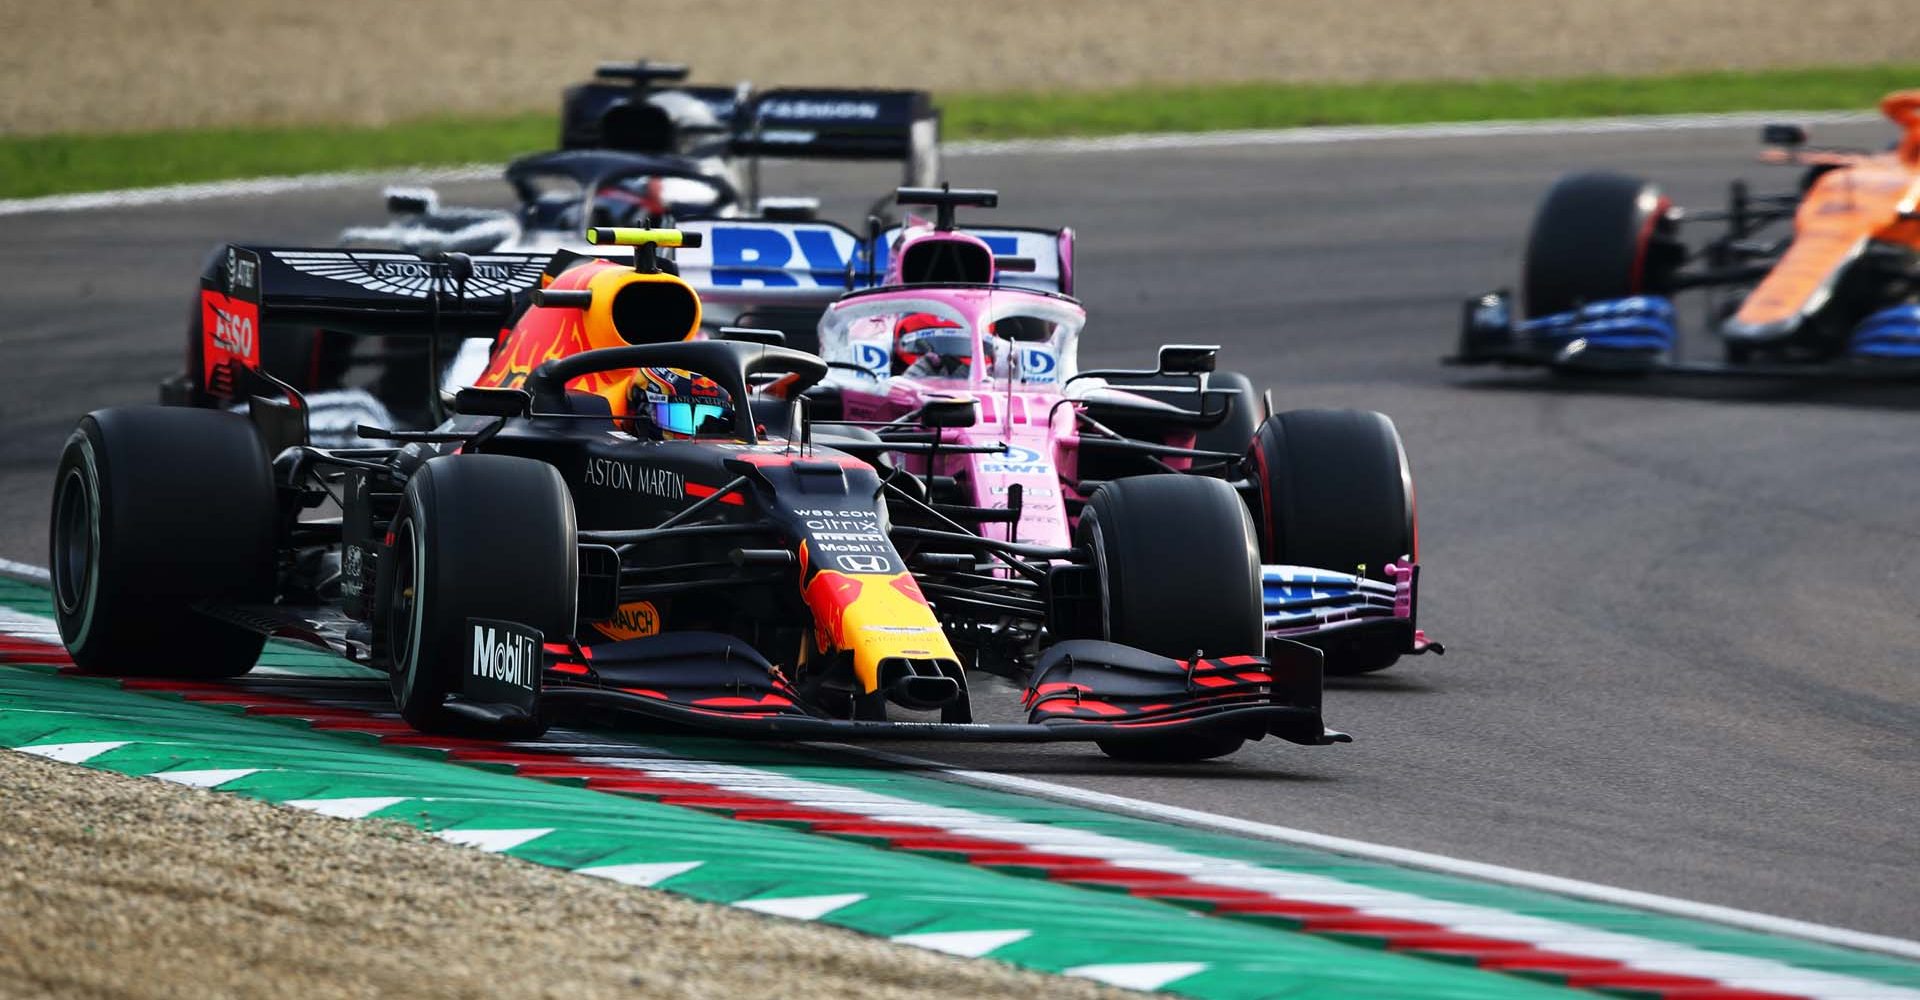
(0, 663, 1577, 1000)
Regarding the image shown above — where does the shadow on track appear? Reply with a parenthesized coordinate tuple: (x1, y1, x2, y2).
(1447, 372, 1920, 412)
(1325, 673, 1443, 694)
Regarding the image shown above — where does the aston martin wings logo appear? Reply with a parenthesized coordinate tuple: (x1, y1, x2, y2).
(270, 251, 551, 299)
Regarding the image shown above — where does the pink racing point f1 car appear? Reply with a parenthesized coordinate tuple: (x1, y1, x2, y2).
(681, 187, 1442, 680)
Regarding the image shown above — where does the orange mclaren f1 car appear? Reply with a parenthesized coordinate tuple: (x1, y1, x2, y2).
(1453, 90, 1920, 374)
(50, 228, 1345, 762)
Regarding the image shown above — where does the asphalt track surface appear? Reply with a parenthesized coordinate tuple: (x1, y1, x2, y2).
(1, 122, 1914, 939)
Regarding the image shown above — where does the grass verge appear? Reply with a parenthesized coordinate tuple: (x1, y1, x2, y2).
(5, 64, 1917, 200)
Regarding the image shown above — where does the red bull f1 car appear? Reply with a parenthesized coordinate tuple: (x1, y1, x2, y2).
(1452, 90, 1920, 375)
(54, 228, 1345, 761)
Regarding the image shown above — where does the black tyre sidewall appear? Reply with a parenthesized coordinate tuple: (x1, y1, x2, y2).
(1080, 476, 1262, 763)
(1083, 475, 1262, 660)
(50, 407, 275, 676)
(1248, 409, 1413, 580)
(1522, 170, 1663, 318)
(386, 455, 577, 734)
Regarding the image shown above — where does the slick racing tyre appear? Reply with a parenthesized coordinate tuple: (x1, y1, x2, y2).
(380, 455, 575, 738)
(1522, 170, 1679, 318)
(50, 406, 275, 677)
(1248, 409, 1414, 674)
(1079, 475, 1263, 762)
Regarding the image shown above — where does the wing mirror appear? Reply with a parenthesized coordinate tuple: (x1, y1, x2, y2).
(920, 396, 977, 429)
(1762, 123, 1807, 147)
(1157, 344, 1219, 375)
(718, 326, 787, 346)
(450, 386, 532, 418)
(385, 186, 439, 216)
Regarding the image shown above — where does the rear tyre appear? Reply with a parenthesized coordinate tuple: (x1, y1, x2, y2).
(49, 407, 275, 676)
(1248, 409, 1414, 675)
(1522, 171, 1677, 319)
(380, 455, 575, 738)
(1079, 475, 1262, 762)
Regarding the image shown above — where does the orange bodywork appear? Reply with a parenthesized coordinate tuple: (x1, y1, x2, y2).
(475, 258, 702, 412)
(798, 546, 958, 694)
(1731, 91, 1920, 336)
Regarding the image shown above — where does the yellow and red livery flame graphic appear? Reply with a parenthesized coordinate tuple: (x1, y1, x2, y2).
(476, 259, 702, 412)
(803, 568, 958, 693)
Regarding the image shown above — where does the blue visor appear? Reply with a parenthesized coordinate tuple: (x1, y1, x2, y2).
(652, 400, 729, 436)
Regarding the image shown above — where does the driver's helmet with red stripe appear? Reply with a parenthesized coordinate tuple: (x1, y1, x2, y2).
(893, 312, 964, 372)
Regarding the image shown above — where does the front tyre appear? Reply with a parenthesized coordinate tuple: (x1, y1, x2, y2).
(1079, 475, 1263, 762)
(1248, 409, 1415, 675)
(1522, 171, 1678, 319)
(380, 455, 576, 738)
(49, 407, 276, 676)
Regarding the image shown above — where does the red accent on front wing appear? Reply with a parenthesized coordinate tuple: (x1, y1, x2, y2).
(692, 694, 795, 709)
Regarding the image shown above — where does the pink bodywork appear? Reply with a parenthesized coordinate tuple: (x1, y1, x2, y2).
(823, 251, 1178, 551)
(814, 225, 1430, 654)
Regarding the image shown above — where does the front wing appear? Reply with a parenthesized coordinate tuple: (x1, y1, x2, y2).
(1265, 558, 1441, 662)
(528, 632, 1348, 747)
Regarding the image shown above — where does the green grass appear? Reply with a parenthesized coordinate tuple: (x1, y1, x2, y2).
(5, 64, 1917, 200)
(943, 63, 1920, 137)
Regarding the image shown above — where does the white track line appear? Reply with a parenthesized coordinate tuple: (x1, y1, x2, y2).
(0, 164, 497, 218)
(833, 744, 1920, 962)
(0, 559, 50, 584)
(0, 110, 1881, 218)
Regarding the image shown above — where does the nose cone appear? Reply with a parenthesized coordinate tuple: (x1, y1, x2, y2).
(802, 566, 960, 695)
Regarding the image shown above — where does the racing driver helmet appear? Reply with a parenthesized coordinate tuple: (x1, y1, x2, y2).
(893, 312, 965, 375)
(629, 367, 734, 439)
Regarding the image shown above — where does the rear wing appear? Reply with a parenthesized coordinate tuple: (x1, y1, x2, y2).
(195, 245, 549, 400)
(732, 88, 941, 187)
(559, 63, 939, 188)
(200, 246, 549, 335)
(674, 219, 1071, 308)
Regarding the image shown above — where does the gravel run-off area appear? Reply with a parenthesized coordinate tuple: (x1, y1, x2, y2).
(4, 0, 1920, 134)
(0, 748, 1135, 1000)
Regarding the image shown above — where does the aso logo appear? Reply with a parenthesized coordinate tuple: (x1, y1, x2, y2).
(593, 601, 661, 641)
(210, 308, 256, 358)
(854, 342, 890, 375)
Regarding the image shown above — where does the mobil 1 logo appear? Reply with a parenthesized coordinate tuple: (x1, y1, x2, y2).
(464, 618, 543, 709)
